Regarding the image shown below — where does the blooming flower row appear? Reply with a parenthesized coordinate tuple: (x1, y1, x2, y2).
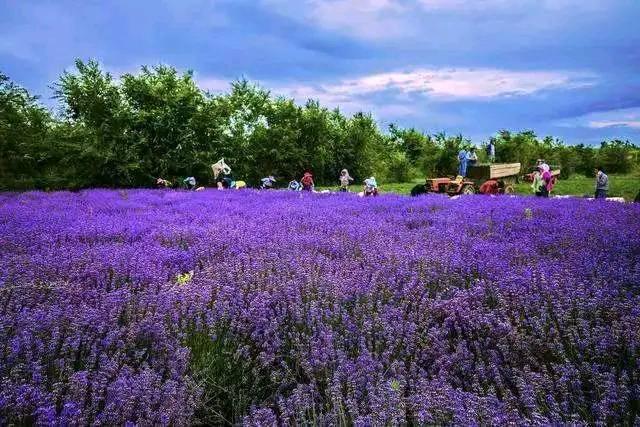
(0, 189, 638, 425)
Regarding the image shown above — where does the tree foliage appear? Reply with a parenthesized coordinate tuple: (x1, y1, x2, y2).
(0, 60, 638, 191)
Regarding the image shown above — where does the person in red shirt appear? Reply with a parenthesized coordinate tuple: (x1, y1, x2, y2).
(479, 179, 503, 195)
(300, 171, 314, 191)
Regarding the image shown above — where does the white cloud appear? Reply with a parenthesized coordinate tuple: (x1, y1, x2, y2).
(419, 0, 510, 10)
(263, 0, 607, 40)
(270, 68, 594, 103)
(195, 67, 595, 117)
(589, 120, 640, 129)
(418, 0, 605, 11)
(264, 0, 411, 40)
(556, 107, 640, 130)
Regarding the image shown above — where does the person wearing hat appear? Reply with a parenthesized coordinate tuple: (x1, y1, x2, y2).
(457, 147, 469, 177)
(338, 169, 354, 192)
(536, 159, 550, 173)
(540, 166, 554, 197)
(183, 176, 197, 190)
(260, 175, 277, 190)
(486, 139, 496, 163)
(212, 158, 232, 189)
(300, 171, 315, 192)
(594, 166, 609, 199)
(363, 176, 379, 197)
(156, 177, 172, 188)
(288, 180, 302, 191)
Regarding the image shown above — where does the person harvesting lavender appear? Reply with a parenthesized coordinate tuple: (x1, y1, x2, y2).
(540, 167, 555, 197)
(338, 169, 354, 192)
(300, 171, 314, 192)
(183, 176, 196, 190)
(594, 166, 609, 199)
(212, 158, 232, 189)
(260, 176, 277, 190)
(531, 169, 544, 196)
(363, 176, 379, 196)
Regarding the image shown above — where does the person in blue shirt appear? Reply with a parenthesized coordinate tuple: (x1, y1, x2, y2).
(466, 147, 478, 168)
(457, 148, 469, 177)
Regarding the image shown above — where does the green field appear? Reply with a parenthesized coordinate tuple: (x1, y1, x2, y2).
(320, 173, 640, 200)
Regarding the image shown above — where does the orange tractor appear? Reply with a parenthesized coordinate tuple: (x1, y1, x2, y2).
(412, 163, 521, 196)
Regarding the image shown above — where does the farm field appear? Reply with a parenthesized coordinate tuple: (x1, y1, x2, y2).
(1, 189, 639, 425)
(320, 173, 640, 200)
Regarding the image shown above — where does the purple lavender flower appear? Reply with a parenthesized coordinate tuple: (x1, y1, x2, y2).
(1, 189, 639, 424)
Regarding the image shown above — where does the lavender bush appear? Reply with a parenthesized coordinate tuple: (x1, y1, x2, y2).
(1, 189, 639, 425)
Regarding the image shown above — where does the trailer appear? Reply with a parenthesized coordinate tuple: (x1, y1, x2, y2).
(413, 163, 521, 196)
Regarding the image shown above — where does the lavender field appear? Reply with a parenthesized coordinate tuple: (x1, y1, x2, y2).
(1, 189, 639, 425)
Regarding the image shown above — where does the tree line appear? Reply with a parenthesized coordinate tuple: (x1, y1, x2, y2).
(1, 59, 638, 190)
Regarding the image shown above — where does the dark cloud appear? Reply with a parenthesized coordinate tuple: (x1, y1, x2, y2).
(0, 0, 638, 144)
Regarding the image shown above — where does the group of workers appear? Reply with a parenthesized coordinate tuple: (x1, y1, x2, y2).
(457, 146, 479, 178)
(458, 144, 617, 200)
(457, 141, 498, 178)
(530, 159, 611, 199)
(283, 170, 378, 196)
(158, 154, 632, 201)
(156, 159, 380, 196)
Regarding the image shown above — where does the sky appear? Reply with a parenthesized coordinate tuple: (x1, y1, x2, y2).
(1, 0, 639, 144)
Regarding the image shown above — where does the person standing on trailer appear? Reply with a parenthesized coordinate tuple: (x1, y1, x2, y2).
(486, 140, 496, 163)
(458, 147, 469, 177)
(467, 147, 478, 169)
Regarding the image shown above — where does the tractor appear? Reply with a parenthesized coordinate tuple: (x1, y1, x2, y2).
(412, 163, 521, 196)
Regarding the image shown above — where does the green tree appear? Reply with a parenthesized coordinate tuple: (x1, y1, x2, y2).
(54, 59, 134, 186)
(388, 124, 429, 164)
(597, 140, 633, 174)
(0, 73, 52, 189)
(3, 60, 639, 191)
(120, 65, 205, 182)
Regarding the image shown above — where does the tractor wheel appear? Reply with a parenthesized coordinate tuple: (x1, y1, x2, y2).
(462, 185, 476, 195)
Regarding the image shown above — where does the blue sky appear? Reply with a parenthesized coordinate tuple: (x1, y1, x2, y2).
(1, 0, 639, 144)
